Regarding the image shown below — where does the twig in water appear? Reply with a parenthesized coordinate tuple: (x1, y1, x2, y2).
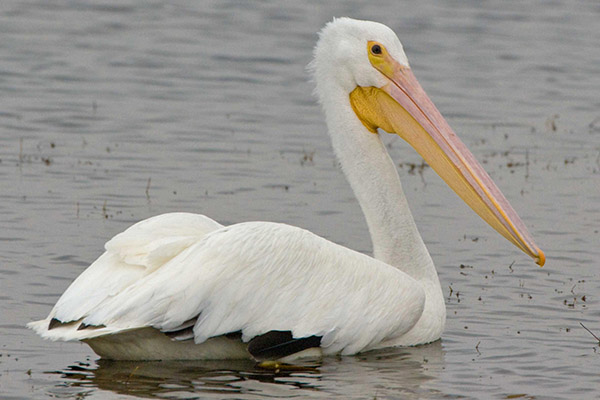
(580, 323, 600, 344)
(145, 177, 151, 201)
(525, 149, 530, 180)
(508, 261, 515, 273)
(126, 365, 140, 385)
(19, 137, 23, 165)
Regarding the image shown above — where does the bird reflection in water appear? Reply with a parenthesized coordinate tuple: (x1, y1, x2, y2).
(50, 341, 444, 399)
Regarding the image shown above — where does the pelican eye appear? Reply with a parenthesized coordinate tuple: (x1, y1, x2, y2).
(370, 44, 382, 55)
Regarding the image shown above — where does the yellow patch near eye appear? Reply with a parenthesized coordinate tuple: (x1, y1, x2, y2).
(367, 41, 394, 77)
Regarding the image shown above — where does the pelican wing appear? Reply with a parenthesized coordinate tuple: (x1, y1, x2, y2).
(29, 215, 425, 356)
(28, 213, 222, 332)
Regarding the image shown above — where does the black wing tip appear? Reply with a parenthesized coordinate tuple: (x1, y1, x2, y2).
(247, 330, 322, 360)
(77, 322, 106, 331)
(224, 330, 243, 340)
(49, 318, 106, 331)
(48, 318, 63, 330)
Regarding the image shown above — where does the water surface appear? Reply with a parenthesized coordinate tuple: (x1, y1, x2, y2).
(1, 1, 599, 399)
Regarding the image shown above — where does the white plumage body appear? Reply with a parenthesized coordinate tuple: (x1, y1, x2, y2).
(28, 212, 439, 359)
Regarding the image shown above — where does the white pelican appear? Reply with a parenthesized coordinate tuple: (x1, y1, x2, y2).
(28, 18, 544, 361)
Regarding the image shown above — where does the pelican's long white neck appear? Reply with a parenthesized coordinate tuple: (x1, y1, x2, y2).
(319, 84, 446, 345)
(320, 84, 435, 281)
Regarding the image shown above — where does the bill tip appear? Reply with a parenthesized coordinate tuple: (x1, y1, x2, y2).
(536, 249, 546, 267)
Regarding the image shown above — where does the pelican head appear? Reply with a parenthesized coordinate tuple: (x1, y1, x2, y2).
(312, 18, 408, 94)
(312, 17, 544, 266)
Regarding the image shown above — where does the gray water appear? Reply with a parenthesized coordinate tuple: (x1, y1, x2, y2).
(1, 1, 599, 399)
